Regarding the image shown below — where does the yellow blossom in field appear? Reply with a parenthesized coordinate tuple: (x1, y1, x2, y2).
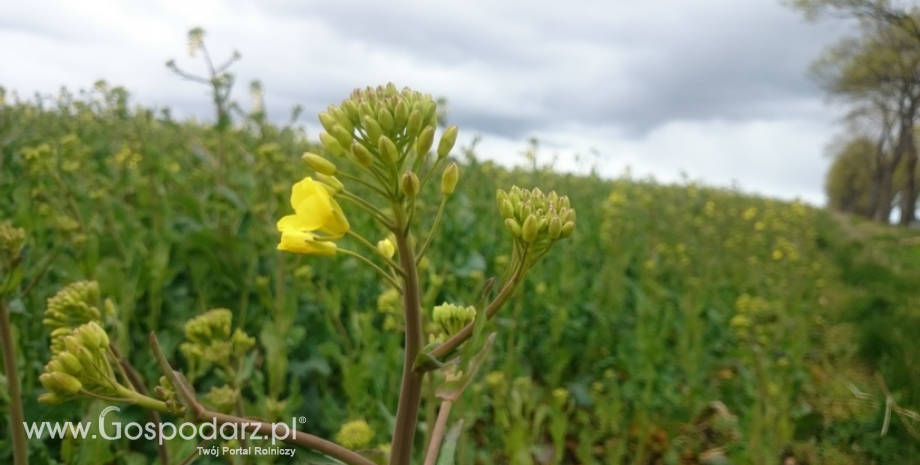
(276, 177, 349, 255)
(704, 201, 716, 217)
(552, 387, 569, 405)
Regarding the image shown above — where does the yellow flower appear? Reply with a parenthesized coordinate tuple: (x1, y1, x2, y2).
(276, 177, 349, 255)
(280, 177, 349, 235)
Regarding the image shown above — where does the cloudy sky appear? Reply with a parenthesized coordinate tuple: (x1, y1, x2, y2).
(1, 0, 851, 204)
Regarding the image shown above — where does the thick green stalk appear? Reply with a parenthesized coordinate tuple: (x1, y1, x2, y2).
(389, 208, 425, 465)
(0, 301, 27, 465)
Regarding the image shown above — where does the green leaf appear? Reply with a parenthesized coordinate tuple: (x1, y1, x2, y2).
(435, 419, 464, 465)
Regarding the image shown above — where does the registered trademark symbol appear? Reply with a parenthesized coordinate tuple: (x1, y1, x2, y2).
(298, 416, 306, 424)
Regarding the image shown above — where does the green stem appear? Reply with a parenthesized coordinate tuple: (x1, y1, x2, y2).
(110, 344, 170, 465)
(337, 172, 390, 198)
(0, 300, 28, 465)
(339, 191, 395, 229)
(416, 195, 448, 265)
(345, 230, 404, 275)
(417, 247, 529, 371)
(338, 249, 403, 290)
(113, 386, 170, 412)
(389, 208, 425, 465)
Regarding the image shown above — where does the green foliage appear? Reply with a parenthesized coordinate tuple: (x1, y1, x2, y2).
(1, 81, 918, 465)
(826, 136, 876, 216)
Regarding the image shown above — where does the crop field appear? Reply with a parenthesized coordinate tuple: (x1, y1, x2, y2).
(1, 83, 919, 464)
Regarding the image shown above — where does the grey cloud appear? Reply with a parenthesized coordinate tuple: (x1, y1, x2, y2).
(245, 0, 845, 140)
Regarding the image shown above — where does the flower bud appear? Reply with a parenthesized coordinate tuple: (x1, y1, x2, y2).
(316, 173, 344, 194)
(401, 171, 420, 198)
(378, 136, 399, 165)
(500, 200, 514, 219)
(521, 203, 533, 221)
(320, 132, 346, 157)
(377, 108, 395, 132)
(560, 221, 575, 238)
(562, 208, 575, 224)
(38, 393, 65, 405)
(88, 322, 109, 348)
(303, 153, 337, 176)
(332, 125, 354, 149)
(41, 372, 82, 395)
(362, 115, 382, 144)
(75, 346, 95, 368)
(46, 360, 65, 374)
(342, 99, 361, 124)
(351, 142, 374, 168)
(548, 216, 562, 239)
(318, 112, 337, 134)
(437, 125, 458, 159)
(422, 100, 438, 127)
(504, 218, 522, 238)
(416, 126, 435, 155)
(407, 109, 421, 137)
(377, 239, 395, 259)
(331, 107, 354, 133)
(63, 335, 82, 354)
(57, 352, 83, 374)
(441, 162, 459, 195)
(395, 100, 409, 129)
(360, 99, 375, 120)
(496, 189, 509, 206)
(521, 214, 538, 243)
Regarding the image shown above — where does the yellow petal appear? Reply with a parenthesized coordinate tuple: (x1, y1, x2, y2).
(290, 177, 325, 209)
(277, 230, 337, 256)
(277, 214, 318, 232)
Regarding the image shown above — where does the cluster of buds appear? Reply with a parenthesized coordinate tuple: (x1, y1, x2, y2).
(432, 303, 476, 337)
(179, 309, 255, 370)
(0, 222, 25, 266)
(335, 419, 376, 451)
(205, 385, 241, 414)
(302, 83, 459, 196)
(43, 281, 111, 354)
(729, 294, 779, 345)
(154, 376, 186, 415)
(497, 187, 576, 259)
(39, 322, 121, 404)
(0, 222, 25, 296)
